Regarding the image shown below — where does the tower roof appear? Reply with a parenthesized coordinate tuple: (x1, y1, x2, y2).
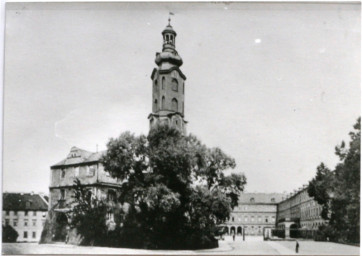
(162, 24, 177, 36)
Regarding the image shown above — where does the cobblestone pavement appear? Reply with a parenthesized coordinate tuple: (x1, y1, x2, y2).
(2, 236, 360, 255)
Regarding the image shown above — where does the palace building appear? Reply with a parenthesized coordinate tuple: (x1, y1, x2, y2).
(223, 193, 284, 236)
(277, 186, 327, 232)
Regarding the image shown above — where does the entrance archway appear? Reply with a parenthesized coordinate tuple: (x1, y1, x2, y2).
(230, 226, 236, 235)
(290, 224, 298, 238)
(237, 226, 242, 235)
(53, 212, 68, 242)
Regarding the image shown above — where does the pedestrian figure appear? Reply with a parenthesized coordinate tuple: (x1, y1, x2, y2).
(296, 241, 299, 253)
(233, 233, 235, 241)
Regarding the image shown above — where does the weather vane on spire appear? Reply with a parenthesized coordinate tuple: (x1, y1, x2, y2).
(168, 12, 174, 25)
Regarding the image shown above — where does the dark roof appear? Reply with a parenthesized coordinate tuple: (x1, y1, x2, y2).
(238, 193, 285, 204)
(3, 193, 48, 211)
(51, 146, 105, 168)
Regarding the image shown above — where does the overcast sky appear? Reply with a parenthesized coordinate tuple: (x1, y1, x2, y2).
(3, 2, 360, 194)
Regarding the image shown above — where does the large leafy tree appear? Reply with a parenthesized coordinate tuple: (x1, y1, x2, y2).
(308, 117, 360, 243)
(100, 125, 246, 249)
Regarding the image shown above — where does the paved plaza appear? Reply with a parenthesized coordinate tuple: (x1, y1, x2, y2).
(2, 236, 360, 255)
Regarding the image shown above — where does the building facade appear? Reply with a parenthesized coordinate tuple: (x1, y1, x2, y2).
(43, 146, 123, 243)
(277, 186, 327, 231)
(49, 146, 121, 211)
(223, 193, 285, 236)
(2, 193, 48, 242)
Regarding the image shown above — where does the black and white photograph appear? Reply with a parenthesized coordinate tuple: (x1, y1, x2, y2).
(2, 2, 361, 254)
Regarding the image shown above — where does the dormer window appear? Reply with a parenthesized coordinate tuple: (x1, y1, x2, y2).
(271, 198, 275, 203)
(250, 198, 255, 203)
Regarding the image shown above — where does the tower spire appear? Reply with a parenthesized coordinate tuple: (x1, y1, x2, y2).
(149, 20, 187, 135)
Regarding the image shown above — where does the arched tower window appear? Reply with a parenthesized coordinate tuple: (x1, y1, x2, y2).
(171, 98, 178, 112)
(162, 77, 165, 90)
(155, 79, 158, 91)
(183, 82, 185, 94)
(172, 79, 178, 91)
(154, 99, 158, 112)
(162, 96, 165, 109)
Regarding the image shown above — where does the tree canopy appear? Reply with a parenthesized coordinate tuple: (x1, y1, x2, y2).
(308, 117, 360, 244)
(72, 125, 246, 249)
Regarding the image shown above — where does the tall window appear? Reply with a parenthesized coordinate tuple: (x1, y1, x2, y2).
(107, 190, 116, 202)
(155, 79, 158, 91)
(171, 98, 178, 112)
(162, 77, 165, 89)
(162, 96, 165, 109)
(24, 231, 28, 238)
(74, 167, 79, 177)
(172, 79, 178, 91)
(87, 166, 96, 177)
(154, 99, 158, 112)
(61, 169, 65, 179)
(183, 82, 185, 94)
(60, 189, 65, 200)
(32, 232, 36, 239)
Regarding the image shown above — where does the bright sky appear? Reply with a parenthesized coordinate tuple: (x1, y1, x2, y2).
(3, 2, 361, 194)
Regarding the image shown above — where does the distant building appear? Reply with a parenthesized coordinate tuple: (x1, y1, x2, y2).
(277, 186, 327, 232)
(223, 193, 285, 236)
(223, 188, 327, 237)
(2, 193, 48, 242)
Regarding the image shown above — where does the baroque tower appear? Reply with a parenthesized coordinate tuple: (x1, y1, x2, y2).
(148, 20, 187, 134)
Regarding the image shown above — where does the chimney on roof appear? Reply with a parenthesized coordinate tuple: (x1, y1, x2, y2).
(31, 191, 34, 195)
(96, 144, 98, 153)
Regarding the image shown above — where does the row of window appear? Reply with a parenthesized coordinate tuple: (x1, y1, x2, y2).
(154, 77, 185, 94)
(4, 219, 45, 227)
(4, 211, 46, 217)
(60, 165, 97, 179)
(301, 207, 322, 219)
(154, 97, 183, 113)
(249, 198, 276, 203)
(22, 231, 37, 239)
(230, 215, 276, 223)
